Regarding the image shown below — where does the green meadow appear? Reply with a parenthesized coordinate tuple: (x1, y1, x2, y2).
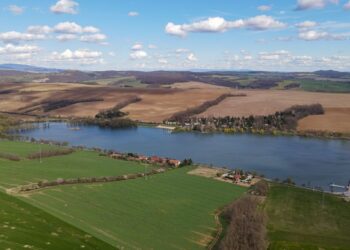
(0, 191, 115, 250)
(0, 141, 151, 190)
(0, 140, 246, 249)
(265, 184, 350, 250)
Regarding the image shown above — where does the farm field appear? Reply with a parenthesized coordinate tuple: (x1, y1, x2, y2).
(200, 89, 350, 118)
(0, 140, 151, 190)
(0, 191, 115, 250)
(1, 81, 350, 132)
(0, 140, 247, 249)
(22, 167, 246, 249)
(265, 184, 350, 250)
(298, 108, 350, 133)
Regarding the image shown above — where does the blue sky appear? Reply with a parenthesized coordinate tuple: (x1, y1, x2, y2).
(0, 0, 349, 71)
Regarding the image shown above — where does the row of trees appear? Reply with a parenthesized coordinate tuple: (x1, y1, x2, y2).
(27, 148, 74, 160)
(168, 94, 246, 122)
(16, 168, 165, 193)
(174, 104, 324, 132)
(95, 96, 141, 119)
(219, 196, 267, 250)
(70, 117, 137, 129)
(0, 152, 20, 161)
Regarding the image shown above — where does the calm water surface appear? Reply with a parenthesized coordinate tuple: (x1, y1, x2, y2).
(20, 122, 350, 189)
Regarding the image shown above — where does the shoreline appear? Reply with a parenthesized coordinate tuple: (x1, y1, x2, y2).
(11, 118, 350, 141)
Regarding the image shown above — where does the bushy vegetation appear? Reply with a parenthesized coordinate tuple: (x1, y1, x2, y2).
(168, 94, 245, 122)
(0, 114, 19, 138)
(219, 196, 267, 250)
(0, 142, 150, 190)
(95, 96, 141, 119)
(250, 180, 269, 196)
(27, 148, 74, 160)
(174, 104, 324, 133)
(42, 98, 104, 112)
(0, 152, 21, 161)
(71, 117, 137, 129)
(16, 168, 164, 193)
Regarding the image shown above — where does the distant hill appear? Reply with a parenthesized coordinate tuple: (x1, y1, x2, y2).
(313, 70, 350, 78)
(0, 64, 63, 73)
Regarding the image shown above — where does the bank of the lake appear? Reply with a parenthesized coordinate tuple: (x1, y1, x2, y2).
(18, 122, 350, 189)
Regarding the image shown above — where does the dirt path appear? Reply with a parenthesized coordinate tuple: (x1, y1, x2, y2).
(207, 209, 223, 250)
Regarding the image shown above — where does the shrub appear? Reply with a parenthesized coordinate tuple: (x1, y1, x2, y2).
(219, 196, 267, 250)
(251, 180, 269, 196)
(0, 152, 21, 161)
(27, 148, 74, 159)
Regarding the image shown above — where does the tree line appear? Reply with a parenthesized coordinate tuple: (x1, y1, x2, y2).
(171, 104, 324, 133)
(167, 93, 246, 122)
(218, 181, 269, 250)
(27, 148, 74, 160)
(13, 168, 166, 193)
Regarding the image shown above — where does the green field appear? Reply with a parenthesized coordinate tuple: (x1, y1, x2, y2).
(0, 191, 115, 249)
(0, 140, 246, 249)
(0, 141, 152, 190)
(299, 80, 350, 93)
(265, 184, 350, 250)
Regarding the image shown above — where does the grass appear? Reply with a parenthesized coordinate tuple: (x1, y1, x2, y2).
(265, 184, 350, 250)
(0, 144, 151, 190)
(0, 140, 246, 249)
(0, 140, 60, 158)
(299, 80, 350, 93)
(0, 190, 115, 250)
(24, 167, 246, 249)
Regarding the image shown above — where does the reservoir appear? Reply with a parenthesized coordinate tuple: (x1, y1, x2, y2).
(19, 122, 350, 189)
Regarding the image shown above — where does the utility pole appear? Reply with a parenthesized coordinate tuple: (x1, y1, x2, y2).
(321, 191, 325, 209)
(144, 164, 147, 181)
(39, 145, 42, 163)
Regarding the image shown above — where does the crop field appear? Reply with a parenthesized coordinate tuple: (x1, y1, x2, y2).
(0, 141, 151, 190)
(299, 80, 350, 93)
(265, 184, 350, 250)
(298, 108, 350, 133)
(0, 140, 247, 249)
(0, 191, 114, 250)
(23, 167, 246, 249)
(199, 89, 350, 133)
(1, 81, 350, 132)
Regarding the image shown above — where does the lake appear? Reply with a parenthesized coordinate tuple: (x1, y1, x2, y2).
(19, 122, 350, 189)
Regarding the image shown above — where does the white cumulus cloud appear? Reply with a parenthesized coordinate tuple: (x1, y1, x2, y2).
(296, 21, 318, 29)
(54, 22, 99, 34)
(27, 25, 52, 35)
(0, 31, 46, 43)
(8, 5, 24, 15)
(80, 34, 107, 44)
(0, 44, 40, 54)
(298, 30, 348, 40)
(56, 34, 78, 41)
(165, 15, 286, 37)
(187, 53, 198, 61)
(51, 0, 79, 14)
(296, 0, 339, 10)
(51, 49, 103, 65)
(128, 11, 139, 17)
(0, 44, 40, 60)
(258, 5, 272, 11)
(131, 43, 143, 50)
(130, 50, 148, 60)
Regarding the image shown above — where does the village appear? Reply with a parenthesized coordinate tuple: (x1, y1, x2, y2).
(107, 151, 184, 168)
